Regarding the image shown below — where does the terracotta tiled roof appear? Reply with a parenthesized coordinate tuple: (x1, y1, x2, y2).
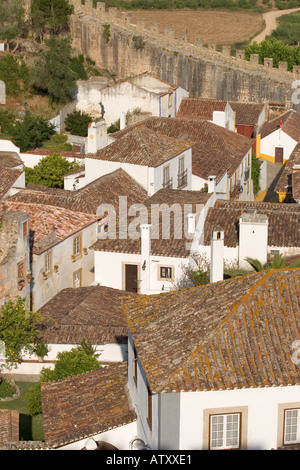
(0, 200, 100, 254)
(0, 151, 23, 168)
(203, 199, 300, 248)
(293, 171, 300, 202)
(41, 362, 136, 448)
(38, 285, 135, 345)
(124, 268, 300, 393)
(8, 168, 148, 214)
(260, 110, 300, 141)
(0, 168, 23, 199)
(276, 143, 300, 193)
(91, 189, 211, 258)
(176, 97, 227, 119)
(113, 117, 253, 181)
(21, 148, 81, 158)
(87, 125, 193, 167)
(229, 101, 265, 126)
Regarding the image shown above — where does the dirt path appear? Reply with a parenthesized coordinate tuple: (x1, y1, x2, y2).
(252, 7, 300, 43)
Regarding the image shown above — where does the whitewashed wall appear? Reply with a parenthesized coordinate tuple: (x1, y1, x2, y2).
(179, 385, 300, 450)
(32, 221, 99, 310)
(260, 129, 297, 161)
(58, 421, 137, 450)
(20, 152, 84, 169)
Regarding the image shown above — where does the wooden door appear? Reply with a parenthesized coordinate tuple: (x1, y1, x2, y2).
(125, 264, 138, 293)
(275, 147, 284, 164)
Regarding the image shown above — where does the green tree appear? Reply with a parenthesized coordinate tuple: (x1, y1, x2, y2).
(11, 112, 55, 152)
(32, 36, 77, 104)
(0, 108, 17, 136)
(251, 152, 261, 195)
(25, 153, 80, 188)
(30, 0, 74, 40)
(26, 344, 101, 415)
(0, 0, 26, 51)
(65, 110, 93, 137)
(245, 37, 300, 71)
(245, 253, 300, 271)
(0, 55, 29, 96)
(0, 297, 42, 366)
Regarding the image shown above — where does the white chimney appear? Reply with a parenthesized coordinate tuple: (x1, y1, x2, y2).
(87, 120, 107, 154)
(120, 112, 126, 130)
(210, 228, 224, 283)
(187, 213, 196, 234)
(140, 224, 151, 293)
(238, 209, 268, 269)
(208, 175, 217, 193)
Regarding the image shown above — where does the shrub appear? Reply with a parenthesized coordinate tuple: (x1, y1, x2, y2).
(26, 345, 101, 415)
(0, 378, 16, 399)
(65, 110, 92, 137)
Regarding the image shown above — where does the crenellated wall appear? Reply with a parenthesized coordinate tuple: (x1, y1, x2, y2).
(69, 0, 300, 109)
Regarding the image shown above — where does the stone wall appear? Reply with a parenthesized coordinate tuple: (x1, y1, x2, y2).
(69, 0, 300, 110)
(0, 409, 19, 446)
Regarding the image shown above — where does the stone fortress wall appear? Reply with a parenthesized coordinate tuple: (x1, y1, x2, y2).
(70, 0, 300, 109)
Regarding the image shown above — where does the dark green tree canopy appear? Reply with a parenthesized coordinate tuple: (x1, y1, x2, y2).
(30, 0, 74, 40)
(32, 36, 77, 104)
(11, 112, 54, 152)
(25, 153, 81, 188)
(65, 110, 93, 137)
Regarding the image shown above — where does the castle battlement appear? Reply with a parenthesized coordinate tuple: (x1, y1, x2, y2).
(70, 0, 300, 80)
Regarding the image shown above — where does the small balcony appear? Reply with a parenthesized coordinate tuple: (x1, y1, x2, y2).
(163, 177, 173, 190)
(177, 169, 188, 189)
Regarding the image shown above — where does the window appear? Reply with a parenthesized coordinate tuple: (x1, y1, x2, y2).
(17, 261, 24, 280)
(284, 409, 300, 445)
(147, 384, 152, 431)
(73, 234, 81, 257)
(210, 413, 240, 450)
(159, 266, 173, 280)
(178, 156, 184, 175)
(73, 269, 82, 288)
(23, 220, 28, 238)
(177, 157, 187, 188)
(44, 252, 51, 274)
(163, 165, 172, 189)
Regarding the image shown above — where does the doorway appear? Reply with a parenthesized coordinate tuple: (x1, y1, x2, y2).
(125, 264, 138, 293)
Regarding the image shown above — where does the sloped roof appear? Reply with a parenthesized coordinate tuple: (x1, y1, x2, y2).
(260, 109, 300, 141)
(229, 101, 265, 126)
(124, 268, 300, 393)
(293, 171, 300, 202)
(87, 125, 193, 167)
(176, 97, 228, 120)
(0, 168, 23, 199)
(0, 200, 100, 254)
(91, 189, 211, 258)
(0, 151, 23, 169)
(38, 285, 135, 345)
(112, 117, 253, 181)
(203, 199, 300, 248)
(41, 362, 136, 448)
(8, 168, 148, 214)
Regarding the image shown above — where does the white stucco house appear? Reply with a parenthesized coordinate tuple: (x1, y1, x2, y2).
(111, 117, 254, 201)
(257, 109, 300, 164)
(84, 125, 193, 196)
(76, 72, 189, 128)
(0, 200, 101, 312)
(91, 189, 221, 294)
(199, 199, 300, 270)
(39, 267, 300, 450)
(125, 267, 300, 450)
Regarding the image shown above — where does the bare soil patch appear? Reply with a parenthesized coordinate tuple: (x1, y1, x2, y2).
(129, 9, 265, 45)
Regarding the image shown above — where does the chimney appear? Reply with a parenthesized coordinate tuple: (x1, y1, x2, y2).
(140, 224, 151, 293)
(208, 175, 217, 193)
(238, 209, 268, 269)
(187, 213, 196, 234)
(86, 120, 108, 154)
(120, 112, 126, 130)
(210, 228, 224, 283)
